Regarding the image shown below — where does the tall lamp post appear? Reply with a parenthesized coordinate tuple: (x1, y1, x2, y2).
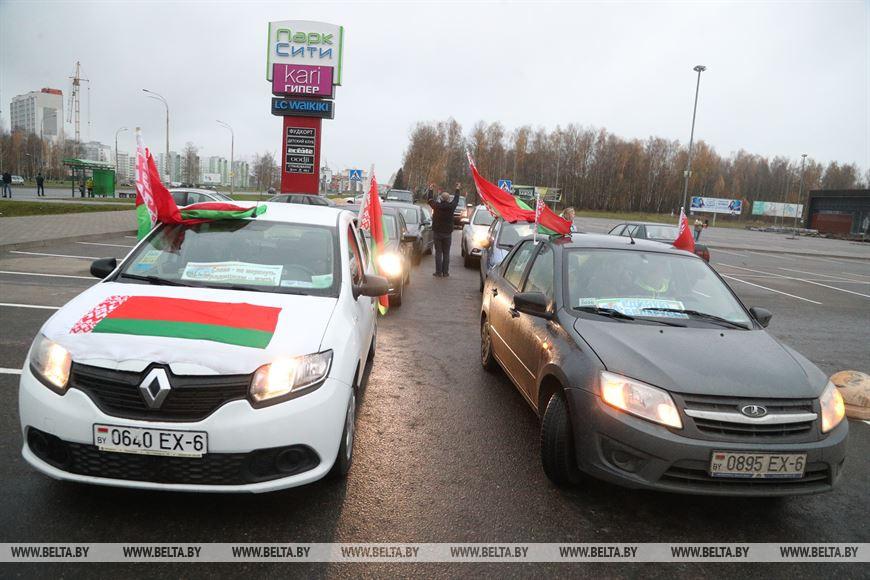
(216, 120, 234, 196)
(791, 153, 808, 238)
(143, 89, 170, 184)
(681, 65, 706, 214)
(114, 126, 128, 180)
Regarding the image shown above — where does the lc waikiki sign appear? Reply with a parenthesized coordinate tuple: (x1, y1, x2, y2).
(266, 20, 344, 84)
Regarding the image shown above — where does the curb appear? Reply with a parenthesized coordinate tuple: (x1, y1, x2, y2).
(708, 245, 870, 262)
(0, 230, 137, 252)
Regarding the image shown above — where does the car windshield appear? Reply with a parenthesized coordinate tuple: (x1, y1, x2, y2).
(566, 249, 751, 326)
(386, 191, 413, 203)
(472, 209, 494, 226)
(456, 196, 467, 208)
(397, 207, 419, 224)
(498, 222, 536, 247)
(644, 225, 678, 240)
(118, 220, 338, 296)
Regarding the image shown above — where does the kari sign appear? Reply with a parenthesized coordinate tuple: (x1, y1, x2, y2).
(266, 20, 344, 84)
(690, 196, 743, 215)
(271, 97, 335, 119)
(272, 64, 334, 97)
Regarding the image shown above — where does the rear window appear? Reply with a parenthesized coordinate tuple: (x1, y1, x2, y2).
(472, 209, 494, 226)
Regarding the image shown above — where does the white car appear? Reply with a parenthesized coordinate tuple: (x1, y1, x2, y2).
(19, 202, 388, 493)
(169, 188, 234, 207)
(460, 205, 495, 268)
(11, 175, 25, 185)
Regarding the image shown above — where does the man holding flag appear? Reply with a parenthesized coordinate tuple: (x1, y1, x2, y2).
(427, 184, 461, 277)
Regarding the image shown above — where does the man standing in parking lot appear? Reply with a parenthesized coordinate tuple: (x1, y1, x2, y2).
(2, 171, 11, 197)
(428, 184, 460, 277)
(36, 172, 45, 196)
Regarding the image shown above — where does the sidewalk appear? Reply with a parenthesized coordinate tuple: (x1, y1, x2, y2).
(0, 210, 137, 248)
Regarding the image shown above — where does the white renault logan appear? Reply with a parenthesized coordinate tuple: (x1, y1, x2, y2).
(19, 202, 388, 492)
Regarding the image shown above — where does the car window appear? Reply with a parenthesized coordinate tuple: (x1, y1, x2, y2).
(347, 225, 364, 285)
(397, 207, 419, 224)
(645, 225, 679, 240)
(524, 243, 554, 300)
(120, 220, 337, 296)
(503, 241, 537, 289)
(609, 224, 625, 236)
(498, 222, 536, 248)
(472, 209, 495, 226)
(624, 224, 640, 237)
(309, 196, 330, 206)
(171, 191, 187, 206)
(186, 192, 210, 205)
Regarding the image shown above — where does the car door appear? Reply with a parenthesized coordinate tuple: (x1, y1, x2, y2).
(488, 240, 537, 391)
(480, 220, 500, 278)
(418, 207, 433, 250)
(346, 223, 375, 373)
(511, 242, 556, 401)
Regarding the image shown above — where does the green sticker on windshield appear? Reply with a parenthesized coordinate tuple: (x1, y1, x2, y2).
(311, 274, 333, 288)
(579, 298, 687, 318)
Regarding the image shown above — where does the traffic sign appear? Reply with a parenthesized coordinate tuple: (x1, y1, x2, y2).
(349, 169, 363, 182)
(498, 179, 512, 192)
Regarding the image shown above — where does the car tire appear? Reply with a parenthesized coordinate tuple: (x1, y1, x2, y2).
(329, 390, 356, 478)
(480, 318, 497, 372)
(424, 243, 433, 255)
(390, 282, 403, 307)
(541, 392, 583, 486)
(464, 254, 474, 268)
(461, 242, 467, 258)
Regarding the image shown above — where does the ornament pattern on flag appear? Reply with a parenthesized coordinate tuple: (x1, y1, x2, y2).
(70, 295, 130, 334)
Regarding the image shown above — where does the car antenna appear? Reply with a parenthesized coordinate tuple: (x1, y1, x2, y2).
(627, 226, 636, 245)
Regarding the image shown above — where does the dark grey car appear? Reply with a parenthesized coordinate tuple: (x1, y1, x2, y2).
(384, 201, 433, 263)
(480, 234, 848, 496)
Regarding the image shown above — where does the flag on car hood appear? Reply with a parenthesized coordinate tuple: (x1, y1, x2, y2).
(466, 151, 571, 235)
(673, 207, 696, 253)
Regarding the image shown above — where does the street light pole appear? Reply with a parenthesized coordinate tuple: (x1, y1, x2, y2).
(216, 120, 234, 196)
(114, 126, 128, 179)
(143, 89, 169, 184)
(792, 153, 808, 237)
(681, 65, 706, 214)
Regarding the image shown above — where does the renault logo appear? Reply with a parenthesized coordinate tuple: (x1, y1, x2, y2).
(139, 368, 171, 409)
(740, 404, 767, 418)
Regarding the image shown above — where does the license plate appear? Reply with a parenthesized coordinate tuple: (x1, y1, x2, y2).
(93, 424, 208, 458)
(710, 451, 806, 479)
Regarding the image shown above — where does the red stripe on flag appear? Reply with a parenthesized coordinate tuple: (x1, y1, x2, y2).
(97, 427, 109, 433)
(106, 296, 280, 333)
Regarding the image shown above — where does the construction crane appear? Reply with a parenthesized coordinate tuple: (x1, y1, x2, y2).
(67, 61, 89, 156)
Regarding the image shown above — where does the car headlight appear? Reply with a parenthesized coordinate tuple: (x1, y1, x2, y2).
(472, 231, 489, 246)
(377, 252, 403, 278)
(29, 334, 72, 393)
(250, 351, 332, 407)
(600, 371, 682, 429)
(819, 380, 845, 433)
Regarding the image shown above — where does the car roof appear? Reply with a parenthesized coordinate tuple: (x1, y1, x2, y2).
(169, 188, 225, 195)
(612, 221, 678, 227)
(555, 232, 689, 255)
(272, 192, 322, 197)
(382, 201, 420, 210)
(344, 204, 400, 216)
(218, 201, 352, 227)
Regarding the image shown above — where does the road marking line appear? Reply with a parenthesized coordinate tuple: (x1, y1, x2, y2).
(745, 250, 796, 260)
(124, 235, 137, 239)
(843, 271, 870, 280)
(720, 263, 870, 299)
(710, 249, 750, 257)
(720, 273, 869, 283)
(0, 368, 22, 375)
(778, 267, 870, 283)
(9, 251, 94, 260)
(76, 242, 134, 248)
(0, 302, 60, 310)
(720, 275, 822, 304)
(0, 270, 92, 280)
(799, 255, 852, 265)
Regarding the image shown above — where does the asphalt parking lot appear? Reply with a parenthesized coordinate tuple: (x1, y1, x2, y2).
(0, 228, 868, 577)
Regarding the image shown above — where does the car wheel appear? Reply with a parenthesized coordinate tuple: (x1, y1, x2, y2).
(390, 281, 403, 307)
(541, 392, 583, 486)
(464, 254, 474, 268)
(329, 390, 356, 478)
(424, 243, 433, 255)
(480, 318, 497, 372)
(461, 242, 467, 257)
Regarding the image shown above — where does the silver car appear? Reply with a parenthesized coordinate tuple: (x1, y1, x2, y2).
(478, 218, 537, 292)
(461, 205, 495, 268)
(169, 188, 233, 207)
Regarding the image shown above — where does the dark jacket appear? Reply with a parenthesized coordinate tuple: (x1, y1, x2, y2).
(36, 174, 44, 185)
(2, 172, 10, 184)
(427, 188, 460, 234)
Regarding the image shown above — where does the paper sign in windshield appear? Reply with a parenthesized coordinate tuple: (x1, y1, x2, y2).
(182, 262, 283, 286)
(579, 298, 687, 318)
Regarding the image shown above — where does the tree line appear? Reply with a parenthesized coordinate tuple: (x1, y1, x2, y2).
(400, 119, 868, 213)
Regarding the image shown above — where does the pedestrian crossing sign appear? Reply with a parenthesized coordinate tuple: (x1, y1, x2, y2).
(349, 169, 363, 182)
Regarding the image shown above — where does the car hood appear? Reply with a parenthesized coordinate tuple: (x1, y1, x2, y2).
(572, 319, 826, 398)
(405, 223, 421, 235)
(39, 282, 337, 376)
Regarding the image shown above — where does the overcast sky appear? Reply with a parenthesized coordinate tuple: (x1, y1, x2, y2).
(1, 1, 867, 177)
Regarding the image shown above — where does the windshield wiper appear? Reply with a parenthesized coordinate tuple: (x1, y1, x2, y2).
(119, 273, 190, 287)
(641, 308, 749, 329)
(573, 306, 635, 321)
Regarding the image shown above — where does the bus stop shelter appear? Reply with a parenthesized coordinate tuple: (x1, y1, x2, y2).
(62, 158, 116, 197)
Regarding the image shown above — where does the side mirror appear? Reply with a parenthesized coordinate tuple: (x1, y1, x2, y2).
(401, 232, 417, 243)
(749, 306, 772, 328)
(90, 257, 117, 279)
(513, 292, 552, 319)
(354, 275, 389, 299)
(460, 218, 470, 225)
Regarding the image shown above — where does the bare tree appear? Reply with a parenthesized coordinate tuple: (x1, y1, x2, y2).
(182, 142, 200, 184)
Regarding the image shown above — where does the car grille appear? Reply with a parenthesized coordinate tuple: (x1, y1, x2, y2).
(27, 428, 319, 485)
(676, 393, 818, 442)
(660, 461, 831, 494)
(70, 363, 251, 422)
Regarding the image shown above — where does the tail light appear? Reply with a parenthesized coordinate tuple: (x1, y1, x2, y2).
(697, 248, 710, 262)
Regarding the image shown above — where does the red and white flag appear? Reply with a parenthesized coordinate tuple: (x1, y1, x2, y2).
(673, 207, 696, 253)
(358, 173, 389, 315)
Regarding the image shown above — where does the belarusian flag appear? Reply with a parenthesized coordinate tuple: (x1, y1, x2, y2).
(70, 295, 281, 349)
(134, 129, 266, 239)
(673, 207, 696, 253)
(466, 150, 571, 235)
(358, 173, 389, 315)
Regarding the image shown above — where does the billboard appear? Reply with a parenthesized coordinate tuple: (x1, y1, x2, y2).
(751, 201, 804, 218)
(690, 196, 743, 215)
(266, 20, 344, 84)
(271, 64, 334, 97)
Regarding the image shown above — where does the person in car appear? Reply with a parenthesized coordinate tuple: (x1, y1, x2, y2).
(427, 184, 460, 277)
(631, 259, 671, 298)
